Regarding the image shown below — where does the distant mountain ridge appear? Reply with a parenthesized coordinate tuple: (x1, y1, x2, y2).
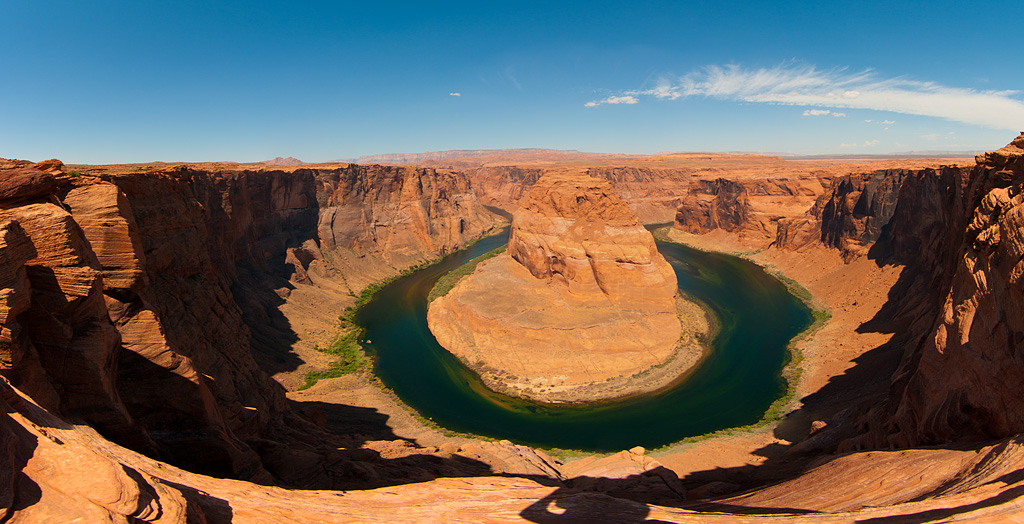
(262, 156, 305, 166)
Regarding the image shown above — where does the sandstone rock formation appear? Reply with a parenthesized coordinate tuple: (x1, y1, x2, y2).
(6, 371, 1024, 522)
(462, 165, 544, 213)
(675, 178, 751, 234)
(674, 175, 831, 251)
(674, 135, 1024, 454)
(770, 169, 917, 259)
(671, 158, 971, 254)
(0, 159, 503, 487)
(428, 172, 694, 402)
(585, 166, 692, 223)
(466, 165, 691, 224)
(851, 132, 1024, 448)
(315, 164, 499, 288)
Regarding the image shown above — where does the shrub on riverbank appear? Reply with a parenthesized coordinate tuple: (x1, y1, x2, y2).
(427, 245, 506, 302)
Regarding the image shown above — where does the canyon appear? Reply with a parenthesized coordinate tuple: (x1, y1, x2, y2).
(3, 136, 1024, 522)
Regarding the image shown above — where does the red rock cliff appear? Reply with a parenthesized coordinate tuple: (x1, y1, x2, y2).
(773, 170, 917, 259)
(853, 133, 1024, 448)
(316, 164, 500, 274)
(0, 160, 501, 483)
(674, 175, 830, 250)
(466, 165, 692, 224)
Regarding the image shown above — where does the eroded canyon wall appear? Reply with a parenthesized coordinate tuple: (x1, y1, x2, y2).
(466, 165, 691, 224)
(856, 134, 1024, 448)
(669, 146, 1024, 451)
(316, 164, 501, 290)
(0, 159, 501, 482)
(6, 139, 1024, 520)
(773, 169, 919, 259)
(674, 175, 830, 249)
(674, 167, 960, 258)
(671, 135, 1024, 451)
(583, 166, 692, 223)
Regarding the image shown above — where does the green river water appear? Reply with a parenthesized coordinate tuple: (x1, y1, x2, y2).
(357, 230, 812, 452)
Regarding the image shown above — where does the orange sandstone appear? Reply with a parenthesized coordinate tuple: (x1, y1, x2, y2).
(427, 172, 699, 402)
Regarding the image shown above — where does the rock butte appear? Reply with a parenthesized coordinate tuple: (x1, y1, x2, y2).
(428, 171, 699, 402)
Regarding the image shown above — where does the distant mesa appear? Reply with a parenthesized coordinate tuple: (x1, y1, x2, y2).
(262, 156, 305, 166)
(427, 171, 707, 403)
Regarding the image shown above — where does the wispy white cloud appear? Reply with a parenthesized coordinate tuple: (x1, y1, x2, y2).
(647, 80, 682, 100)
(880, 119, 895, 125)
(449, 92, 461, 97)
(802, 109, 847, 117)
(588, 63, 1024, 130)
(584, 95, 639, 107)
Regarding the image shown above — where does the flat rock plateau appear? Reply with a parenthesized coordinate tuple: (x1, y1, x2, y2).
(428, 171, 698, 402)
(6, 138, 1024, 522)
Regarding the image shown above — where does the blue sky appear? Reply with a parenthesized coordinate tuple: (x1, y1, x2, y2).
(2, 1, 1023, 163)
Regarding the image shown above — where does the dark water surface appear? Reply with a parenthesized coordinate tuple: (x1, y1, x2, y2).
(357, 230, 812, 451)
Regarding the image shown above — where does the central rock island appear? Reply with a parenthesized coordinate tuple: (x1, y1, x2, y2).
(427, 171, 708, 403)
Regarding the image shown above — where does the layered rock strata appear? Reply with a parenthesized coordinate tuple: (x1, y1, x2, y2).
(428, 172, 695, 402)
(315, 164, 500, 290)
(771, 169, 919, 259)
(6, 356, 1024, 522)
(0, 159, 502, 485)
(853, 133, 1024, 448)
(674, 175, 830, 250)
(466, 165, 692, 224)
(671, 135, 1024, 453)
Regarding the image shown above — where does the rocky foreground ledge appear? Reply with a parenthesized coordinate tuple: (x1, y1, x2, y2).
(428, 172, 707, 402)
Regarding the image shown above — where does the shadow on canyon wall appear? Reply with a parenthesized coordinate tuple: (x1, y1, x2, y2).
(162, 480, 236, 523)
(232, 271, 305, 377)
(0, 390, 43, 516)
